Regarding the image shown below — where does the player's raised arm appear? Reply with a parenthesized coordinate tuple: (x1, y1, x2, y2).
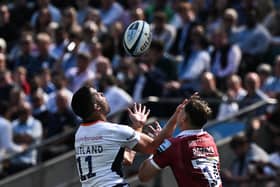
(128, 99, 188, 154)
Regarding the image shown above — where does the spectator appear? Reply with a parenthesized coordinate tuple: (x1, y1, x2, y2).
(30, 89, 50, 138)
(169, 2, 197, 56)
(199, 72, 224, 119)
(75, 0, 92, 26)
(129, 7, 145, 23)
(264, 4, 280, 36)
(216, 90, 239, 120)
(144, 0, 174, 23)
(61, 6, 80, 34)
(13, 66, 31, 95)
(168, 0, 183, 29)
(8, 88, 28, 121)
(66, 52, 95, 92)
(260, 94, 280, 145)
(0, 70, 15, 101)
(0, 4, 19, 51)
(33, 7, 53, 34)
(262, 134, 280, 187)
(47, 89, 77, 138)
(95, 57, 112, 78)
(121, 0, 144, 26)
(222, 8, 239, 42)
(145, 40, 178, 82)
(263, 56, 280, 98)
(257, 63, 274, 92)
(39, 68, 56, 94)
(115, 57, 138, 95)
(240, 72, 269, 116)
(0, 101, 25, 167)
(84, 8, 107, 38)
(30, 0, 61, 27)
(13, 33, 37, 74)
(50, 26, 68, 61)
(232, 9, 271, 74)
(43, 89, 77, 160)
(55, 30, 82, 73)
(110, 21, 126, 67)
(32, 33, 56, 76)
(207, 8, 239, 40)
(165, 25, 210, 96)
(88, 41, 106, 74)
(7, 102, 42, 174)
(226, 74, 247, 101)
(79, 21, 99, 54)
(98, 75, 133, 116)
(222, 134, 269, 186)
(150, 11, 176, 52)
(9, 0, 34, 30)
(132, 61, 167, 101)
(210, 28, 242, 91)
(46, 73, 73, 113)
(100, 0, 124, 27)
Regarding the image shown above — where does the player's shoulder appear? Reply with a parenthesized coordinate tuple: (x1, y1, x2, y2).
(156, 138, 173, 153)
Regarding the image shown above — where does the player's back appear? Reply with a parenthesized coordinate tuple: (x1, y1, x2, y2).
(163, 131, 222, 187)
(75, 121, 135, 187)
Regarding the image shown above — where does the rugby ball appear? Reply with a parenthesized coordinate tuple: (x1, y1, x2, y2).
(123, 20, 152, 56)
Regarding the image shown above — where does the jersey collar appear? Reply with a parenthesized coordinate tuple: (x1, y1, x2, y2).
(176, 129, 204, 137)
(81, 120, 104, 126)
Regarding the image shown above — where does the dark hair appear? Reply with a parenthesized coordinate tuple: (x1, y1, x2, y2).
(71, 86, 95, 120)
(154, 11, 167, 22)
(230, 134, 248, 149)
(0, 101, 8, 116)
(184, 96, 212, 128)
(150, 40, 164, 52)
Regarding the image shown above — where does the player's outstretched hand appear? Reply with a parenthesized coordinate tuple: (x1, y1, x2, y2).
(144, 121, 162, 138)
(128, 103, 150, 130)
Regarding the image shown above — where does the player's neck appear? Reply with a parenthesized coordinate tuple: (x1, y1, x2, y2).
(83, 115, 107, 123)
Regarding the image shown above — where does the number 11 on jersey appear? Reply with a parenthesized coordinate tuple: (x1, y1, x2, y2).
(77, 156, 96, 181)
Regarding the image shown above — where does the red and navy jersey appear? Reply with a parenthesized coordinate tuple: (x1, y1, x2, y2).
(151, 130, 222, 187)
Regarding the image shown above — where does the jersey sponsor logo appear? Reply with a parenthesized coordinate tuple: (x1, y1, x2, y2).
(157, 139, 171, 153)
(76, 145, 103, 155)
(188, 136, 211, 147)
(192, 146, 215, 157)
(76, 136, 103, 142)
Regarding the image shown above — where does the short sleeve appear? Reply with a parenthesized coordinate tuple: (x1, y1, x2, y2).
(152, 139, 173, 169)
(106, 124, 140, 149)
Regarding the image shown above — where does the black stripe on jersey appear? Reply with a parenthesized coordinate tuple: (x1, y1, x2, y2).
(111, 147, 125, 177)
(112, 183, 129, 187)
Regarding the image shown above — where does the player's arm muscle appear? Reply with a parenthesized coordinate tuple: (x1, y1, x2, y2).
(138, 159, 160, 182)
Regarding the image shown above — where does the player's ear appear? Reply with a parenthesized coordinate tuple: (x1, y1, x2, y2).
(185, 112, 190, 123)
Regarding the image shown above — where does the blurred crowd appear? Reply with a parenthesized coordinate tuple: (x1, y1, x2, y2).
(1, 0, 280, 185)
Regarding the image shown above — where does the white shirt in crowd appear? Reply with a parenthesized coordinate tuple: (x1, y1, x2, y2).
(0, 116, 23, 160)
(46, 88, 73, 113)
(66, 68, 95, 92)
(12, 117, 42, 165)
(104, 86, 133, 115)
(211, 45, 241, 78)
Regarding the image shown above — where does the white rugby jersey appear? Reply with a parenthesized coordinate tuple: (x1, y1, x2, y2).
(75, 120, 140, 187)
